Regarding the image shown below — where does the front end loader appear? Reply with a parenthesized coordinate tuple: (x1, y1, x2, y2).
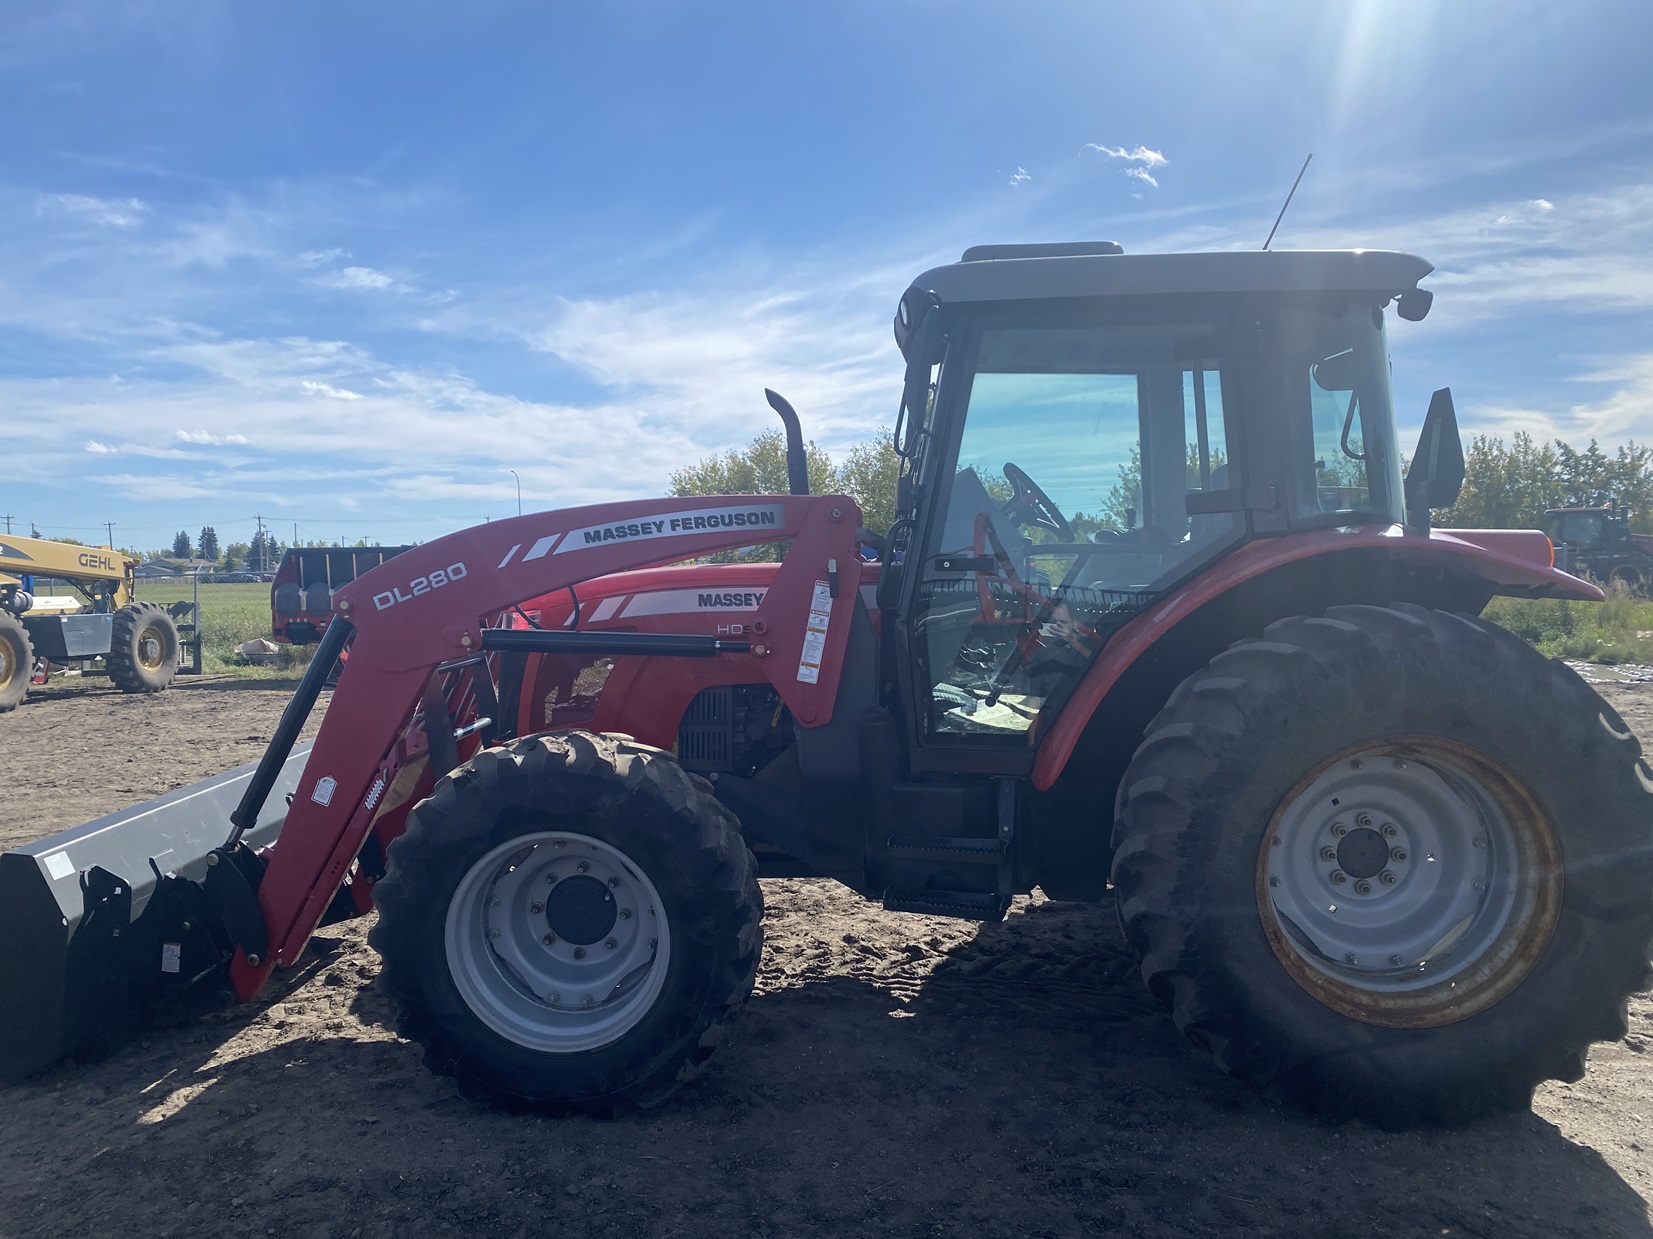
(5, 242, 1650, 1129)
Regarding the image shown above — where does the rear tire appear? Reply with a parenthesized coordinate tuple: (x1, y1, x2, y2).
(371, 730, 763, 1114)
(1111, 604, 1653, 1128)
(107, 603, 178, 693)
(0, 612, 31, 712)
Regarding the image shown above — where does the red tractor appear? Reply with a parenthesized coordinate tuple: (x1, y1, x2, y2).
(4, 242, 1649, 1129)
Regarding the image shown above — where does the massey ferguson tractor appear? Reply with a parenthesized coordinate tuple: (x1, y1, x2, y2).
(4, 243, 1650, 1130)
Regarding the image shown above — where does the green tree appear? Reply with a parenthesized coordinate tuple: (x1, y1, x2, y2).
(836, 436, 900, 537)
(172, 529, 193, 559)
(224, 541, 249, 570)
(1433, 433, 1563, 530)
(198, 526, 220, 562)
(669, 428, 897, 560)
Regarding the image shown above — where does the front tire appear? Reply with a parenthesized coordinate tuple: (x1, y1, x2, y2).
(0, 612, 31, 712)
(371, 731, 763, 1113)
(1111, 604, 1653, 1128)
(107, 603, 178, 693)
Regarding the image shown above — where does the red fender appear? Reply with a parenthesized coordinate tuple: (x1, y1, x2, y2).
(1031, 524, 1595, 791)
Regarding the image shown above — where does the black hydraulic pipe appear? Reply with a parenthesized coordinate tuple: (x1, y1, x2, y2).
(764, 388, 810, 496)
(227, 616, 354, 844)
(481, 629, 750, 658)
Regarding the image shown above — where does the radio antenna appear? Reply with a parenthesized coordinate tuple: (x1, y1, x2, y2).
(1262, 153, 1313, 251)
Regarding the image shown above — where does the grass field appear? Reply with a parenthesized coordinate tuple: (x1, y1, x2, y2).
(131, 580, 316, 675)
(1481, 593, 1653, 664)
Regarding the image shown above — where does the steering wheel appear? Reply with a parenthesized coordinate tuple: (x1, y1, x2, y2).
(1001, 462, 1073, 542)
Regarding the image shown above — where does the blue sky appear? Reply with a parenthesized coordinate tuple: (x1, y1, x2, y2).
(3, 0, 1650, 552)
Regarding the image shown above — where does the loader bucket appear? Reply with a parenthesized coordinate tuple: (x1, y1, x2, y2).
(0, 742, 312, 1081)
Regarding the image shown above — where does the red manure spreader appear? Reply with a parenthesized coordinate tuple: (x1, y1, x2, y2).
(4, 243, 1649, 1128)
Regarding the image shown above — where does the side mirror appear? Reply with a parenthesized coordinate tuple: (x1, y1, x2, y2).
(1404, 387, 1465, 534)
(1396, 288, 1434, 323)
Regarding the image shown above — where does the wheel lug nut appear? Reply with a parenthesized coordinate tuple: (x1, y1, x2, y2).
(1379, 870, 1397, 886)
(1473, 879, 1486, 891)
(545, 873, 556, 884)
(1351, 759, 1364, 770)
(531, 902, 544, 914)
(1381, 823, 1398, 839)
(619, 908, 632, 919)
(1356, 813, 1373, 828)
(582, 994, 595, 1007)
(1330, 871, 1348, 885)
(1354, 880, 1372, 895)
(554, 841, 566, 849)
(1268, 875, 1280, 887)
(1389, 954, 1403, 966)
(573, 946, 586, 959)
(577, 861, 590, 873)
(1391, 847, 1407, 862)
(1320, 847, 1338, 862)
(548, 991, 560, 1003)
(488, 928, 500, 939)
(1330, 822, 1348, 838)
(605, 938, 617, 950)
(1472, 837, 1487, 849)
(489, 897, 501, 907)
(608, 877, 620, 888)
(1393, 759, 1407, 770)
(542, 933, 556, 945)
(1345, 953, 1359, 965)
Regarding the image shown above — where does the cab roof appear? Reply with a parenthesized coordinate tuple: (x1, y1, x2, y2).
(909, 246, 1434, 305)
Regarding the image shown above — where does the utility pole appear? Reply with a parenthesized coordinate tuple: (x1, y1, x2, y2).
(2, 515, 11, 534)
(509, 469, 522, 516)
(104, 521, 115, 549)
(254, 514, 266, 574)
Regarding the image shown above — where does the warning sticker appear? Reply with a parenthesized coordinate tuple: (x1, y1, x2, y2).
(797, 579, 834, 685)
(161, 943, 182, 975)
(43, 851, 75, 881)
(311, 776, 337, 807)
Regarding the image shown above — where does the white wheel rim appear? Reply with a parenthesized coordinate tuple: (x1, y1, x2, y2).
(1258, 740, 1562, 1028)
(444, 830, 672, 1053)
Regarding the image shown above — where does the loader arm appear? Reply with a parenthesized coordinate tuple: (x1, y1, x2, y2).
(234, 494, 862, 998)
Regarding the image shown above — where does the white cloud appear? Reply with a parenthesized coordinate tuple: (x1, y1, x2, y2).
(175, 428, 252, 444)
(1083, 144, 1168, 169)
(295, 248, 348, 267)
(1124, 167, 1160, 189)
(1530, 199, 1555, 211)
(85, 439, 116, 454)
(38, 192, 148, 228)
(1009, 167, 1032, 187)
(317, 264, 415, 294)
(300, 380, 363, 400)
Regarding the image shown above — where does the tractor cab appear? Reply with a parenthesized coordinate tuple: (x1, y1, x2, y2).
(883, 245, 1432, 763)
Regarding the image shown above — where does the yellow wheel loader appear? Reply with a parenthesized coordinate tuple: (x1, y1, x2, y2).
(0, 535, 183, 711)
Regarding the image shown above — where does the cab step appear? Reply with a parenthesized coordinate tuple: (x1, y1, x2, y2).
(882, 888, 1008, 921)
(885, 835, 1005, 864)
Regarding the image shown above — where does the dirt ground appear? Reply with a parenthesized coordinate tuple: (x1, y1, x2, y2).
(4, 673, 1653, 1238)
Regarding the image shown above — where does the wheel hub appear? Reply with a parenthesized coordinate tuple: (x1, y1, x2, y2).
(545, 874, 617, 945)
(1334, 826, 1389, 879)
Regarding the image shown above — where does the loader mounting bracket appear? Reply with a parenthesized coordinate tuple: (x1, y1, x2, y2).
(203, 844, 269, 964)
